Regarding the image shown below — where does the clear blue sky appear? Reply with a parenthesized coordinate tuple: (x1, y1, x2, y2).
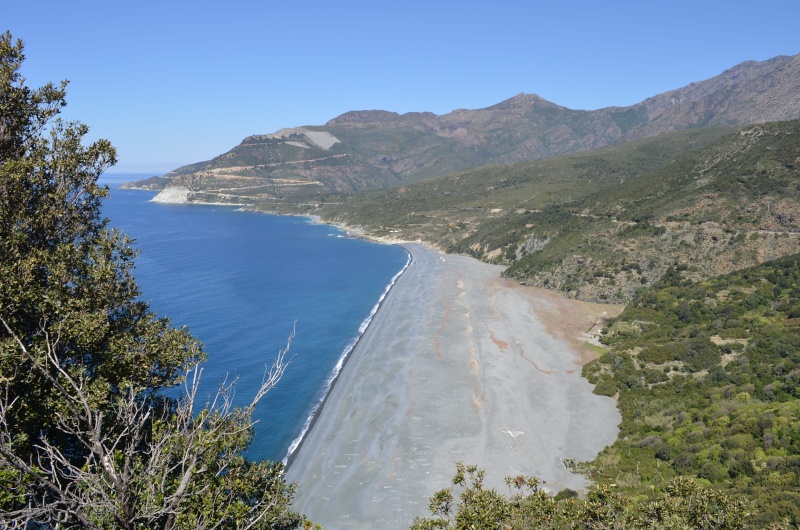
(5, 1, 799, 174)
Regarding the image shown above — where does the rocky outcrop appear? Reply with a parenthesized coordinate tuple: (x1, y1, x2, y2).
(151, 187, 191, 203)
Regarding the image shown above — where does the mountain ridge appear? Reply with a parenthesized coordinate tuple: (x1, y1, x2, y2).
(123, 53, 800, 205)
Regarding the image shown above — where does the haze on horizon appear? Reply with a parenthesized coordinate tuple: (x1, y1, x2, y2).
(5, 0, 799, 174)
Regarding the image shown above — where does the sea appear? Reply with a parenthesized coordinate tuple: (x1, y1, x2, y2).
(99, 174, 409, 462)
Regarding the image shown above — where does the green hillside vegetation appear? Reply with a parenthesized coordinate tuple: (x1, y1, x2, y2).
(274, 120, 800, 304)
(498, 119, 800, 301)
(581, 254, 800, 527)
(267, 125, 730, 231)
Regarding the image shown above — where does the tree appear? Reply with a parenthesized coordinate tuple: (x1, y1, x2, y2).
(0, 31, 306, 529)
(410, 463, 758, 530)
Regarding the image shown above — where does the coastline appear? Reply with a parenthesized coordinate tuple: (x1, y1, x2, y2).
(123, 187, 623, 523)
(283, 249, 412, 465)
(285, 243, 622, 529)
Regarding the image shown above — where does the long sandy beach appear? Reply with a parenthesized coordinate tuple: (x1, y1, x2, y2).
(285, 243, 621, 529)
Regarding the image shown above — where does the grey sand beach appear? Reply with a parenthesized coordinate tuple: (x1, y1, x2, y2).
(286, 243, 620, 529)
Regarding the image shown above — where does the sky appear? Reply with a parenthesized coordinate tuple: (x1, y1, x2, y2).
(5, 1, 799, 174)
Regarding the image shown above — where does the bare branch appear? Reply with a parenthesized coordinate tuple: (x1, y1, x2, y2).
(1, 314, 299, 528)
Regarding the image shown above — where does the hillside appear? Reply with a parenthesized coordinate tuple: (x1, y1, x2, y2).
(581, 253, 800, 527)
(267, 120, 799, 302)
(270, 126, 732, 236)
(124, 54, 800, 204)
(282, 120, 799, 304)
(498, 119, 800, 301)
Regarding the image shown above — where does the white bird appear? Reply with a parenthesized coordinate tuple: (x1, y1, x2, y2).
(501, 429, 524, 442)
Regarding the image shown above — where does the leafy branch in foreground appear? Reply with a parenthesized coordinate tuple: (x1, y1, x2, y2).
(411, 462, 763, 530)
(0, 320, 301, 529)
(0, 31, 307, 529)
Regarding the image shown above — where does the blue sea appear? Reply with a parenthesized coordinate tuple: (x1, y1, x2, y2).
(100, 174, 409, 462)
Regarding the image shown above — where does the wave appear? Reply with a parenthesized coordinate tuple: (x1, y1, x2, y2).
(283, 247, 412, 464)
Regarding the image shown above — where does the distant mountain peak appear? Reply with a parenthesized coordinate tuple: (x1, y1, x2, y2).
(326, 109, 403, 126)
(488, 92, 565, 112)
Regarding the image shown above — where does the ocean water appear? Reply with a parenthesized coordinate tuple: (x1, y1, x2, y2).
(100, 174, 409, 462)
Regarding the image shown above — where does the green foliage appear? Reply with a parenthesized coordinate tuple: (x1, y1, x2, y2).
(411, 463, 756, 529)
(501, 121, 800, 300)
(0, 32, 305, 529)
(582, 253, 800, 527)
(278, 119, 800, 304)
(267, 126, 731, 244)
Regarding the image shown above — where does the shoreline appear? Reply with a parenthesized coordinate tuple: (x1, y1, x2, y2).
(126, 187, 624, 523)
(285, 243, 622, 529)
(283, 248, 412, 466)
(120, 185, 436, 248)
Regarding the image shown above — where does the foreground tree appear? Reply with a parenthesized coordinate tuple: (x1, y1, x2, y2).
(410, 463, 764, 530)
(0, 31, 306, 528)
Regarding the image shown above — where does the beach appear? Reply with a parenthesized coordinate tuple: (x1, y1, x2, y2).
(285, 243, 621, 529)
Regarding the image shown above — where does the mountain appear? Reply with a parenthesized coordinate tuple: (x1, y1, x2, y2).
(124, 54, 800, 204)
(274, 119, 800, 304)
